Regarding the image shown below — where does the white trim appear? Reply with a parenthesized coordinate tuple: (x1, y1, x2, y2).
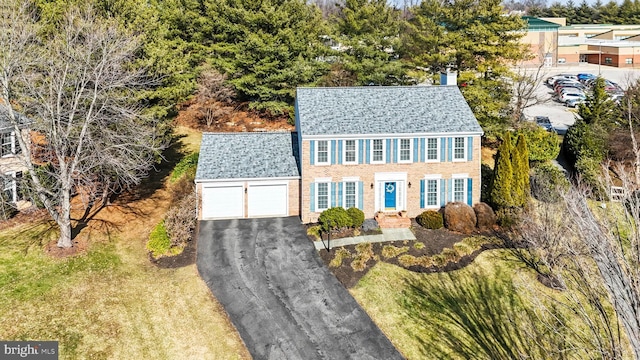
(195, 176, 299, 184)
(2, 171, 17, 203)
(452, 173, 469, 178)
(0, 131, 16, 158)
(302, 132, 483, 140)
(452, 177, 468, 203)
(375, 172, 408, 182)
(315, 139, 331, 165)
(342, 176, 360, 181)
(424, 178, 440, 208)
(374, 172, 408, 212)
(370, 138, 386, 164)
(423, 174, 442, 179)
(425, 137, 440, 163)
(452, 136, 467, 162)
(201, 183, 245, 219)
(342, 181, 358, 209)
(343, 139, 358, 165)
(397, 138, 412, 163)
(247, 180, 290, 186)
(202, 181, 245, 187)
(315, 181, 331, 212)
(314, 177, 332, 182)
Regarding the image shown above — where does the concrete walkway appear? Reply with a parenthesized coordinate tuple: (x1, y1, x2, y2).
(313, 228, 416, 250)
(197, 217, 403, 360)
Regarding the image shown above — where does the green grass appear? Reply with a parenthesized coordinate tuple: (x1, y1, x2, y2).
(350, 250, 630, 360)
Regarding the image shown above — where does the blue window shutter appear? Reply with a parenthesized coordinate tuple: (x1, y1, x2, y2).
(331, 140, 337, 164)
(358, 139, 364, 164)
(448, 179, 453, 203)
(310, 183, 316, 212)
(420, 179, 425, 209)
(447, 137, 453, 162)
(440, 179, 446, 206)
(467, 137, 473, 161)
(330, 182, 336, 207)
(338, 182, 344, 207)
(338, 140, 343, 165)
(365, 139, 371, 164)
(414, 138, 420, 162)
(386, 139, 391, 163)
(440, 138, 446, 162)
(358, 181, 364, 210)
(467, 178, 473, 206)
(310, 141, 315, 165)
(393, 139, 398, 163)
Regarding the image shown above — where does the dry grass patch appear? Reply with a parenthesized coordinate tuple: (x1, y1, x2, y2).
(351, 243, 374, 271)
(329, 247, 351, 268)
(382, 245, 409, 259)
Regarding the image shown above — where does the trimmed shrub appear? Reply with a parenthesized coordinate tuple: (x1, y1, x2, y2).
(164, 191, 197, 247)
(444, 202, 477, 234)
(346, 207, 365, 228)
(441, 248, 460, 262)
(416, 210, 444, 229)
(416, 255, 434, 268)
(319, 207, 352, 232)
(518, 124, 560, 162)
(490, 134, 514, 209)
(170, 152, 199, 183)
(414, 242, 425, 250)
(147, 221, 171, 258)
(512, 134, 530, 206)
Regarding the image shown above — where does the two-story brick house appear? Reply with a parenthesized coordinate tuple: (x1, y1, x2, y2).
(196, 85, 483, 222)
(295, 86, 483, 223)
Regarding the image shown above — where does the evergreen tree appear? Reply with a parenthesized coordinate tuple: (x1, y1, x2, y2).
(331, 0, 408, 86)
(600, 1, 621, 24)
(578, 77, 618, 127)
(403, 0, 527, 133)
(512, 134, 531, 206)
(575, 0, 595, 23)
(205, 0, 329, 115)
(490, 134, 514, 209)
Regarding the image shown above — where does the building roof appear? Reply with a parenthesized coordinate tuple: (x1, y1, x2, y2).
(0, 107, 32, 132)
(522, 16, 561, 31)
(195, 132, 300, 181)
(295, 86, 483, 137)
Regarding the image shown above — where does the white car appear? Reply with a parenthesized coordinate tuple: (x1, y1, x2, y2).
(560, 92, 587, 103)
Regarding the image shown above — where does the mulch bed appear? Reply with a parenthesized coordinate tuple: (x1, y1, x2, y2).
(149, 224, 198, 269)
(318, 219, 501, 288)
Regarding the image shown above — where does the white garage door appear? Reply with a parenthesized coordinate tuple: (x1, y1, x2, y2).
(248, 184, 288, 217)
(202, 185, 244, 219)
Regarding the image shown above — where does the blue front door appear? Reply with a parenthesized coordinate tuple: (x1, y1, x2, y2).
(384, 182, 396, 209)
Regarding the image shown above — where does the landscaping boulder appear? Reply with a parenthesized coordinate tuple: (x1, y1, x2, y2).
(444, 202, 477, 234)
(473, 202, 497, 230)
(362, 219, 379, 232)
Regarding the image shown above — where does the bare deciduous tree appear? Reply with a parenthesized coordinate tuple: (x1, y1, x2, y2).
(195, 70, 236, 127)
(511, 62, 550, 123)
(0, 2, 164, 248)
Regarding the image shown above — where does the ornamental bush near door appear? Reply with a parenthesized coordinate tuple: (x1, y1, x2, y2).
(416, 210, 444, 229)
(319, 207, 353, 232)
(346, 207, 365, 228)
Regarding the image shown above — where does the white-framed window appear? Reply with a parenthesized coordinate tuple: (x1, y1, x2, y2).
(627, 58, 634, 64)
(2, 171, 20, 203)
(425, 179, 439, 207)
(453, 178, 466, 203)
(316, 140, 330, 165)
(398, 138, 412, 163)
(426, 138, 439, 162)
(316, 182, 330, 211)
(453, 137, 466, 161)
(371, 139, 385, 163)
(343, 181, 357, 208)
(1, 132, 13, 157)
(343, 140, 357, 164)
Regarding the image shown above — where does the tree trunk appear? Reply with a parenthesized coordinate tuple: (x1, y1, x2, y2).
(56, 185, 73, 248)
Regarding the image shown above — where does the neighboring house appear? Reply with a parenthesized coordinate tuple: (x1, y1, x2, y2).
(196, 84, 483, 222)
(0, 109, 30, 204)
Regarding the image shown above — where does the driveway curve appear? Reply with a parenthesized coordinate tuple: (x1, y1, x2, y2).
(197, 217, 403, 360)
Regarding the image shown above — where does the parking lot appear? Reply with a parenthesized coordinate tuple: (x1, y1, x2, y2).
(521, 64, 640, 133)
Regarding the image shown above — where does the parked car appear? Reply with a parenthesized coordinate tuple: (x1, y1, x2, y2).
(565, 98, 585, 108)
(555, 84, 585, 96)
(554, 80, 583, 91)
(534, 116, 553, 131)
(547, 74, 577, 86)
(578, 73, 596, 82)
(560, 92, 587, 103)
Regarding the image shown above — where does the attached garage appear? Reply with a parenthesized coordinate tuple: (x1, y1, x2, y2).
(201, 183, 244, 219)
(248, 183, 288, 217)
(195, 132, 300, 220)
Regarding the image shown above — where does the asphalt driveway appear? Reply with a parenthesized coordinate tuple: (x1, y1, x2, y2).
(197, 217, 403, 360)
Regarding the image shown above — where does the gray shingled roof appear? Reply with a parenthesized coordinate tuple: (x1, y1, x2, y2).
(0, 107, 32, 132)
(196, 132, 300, 181)
(296, 86, 483, 136)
